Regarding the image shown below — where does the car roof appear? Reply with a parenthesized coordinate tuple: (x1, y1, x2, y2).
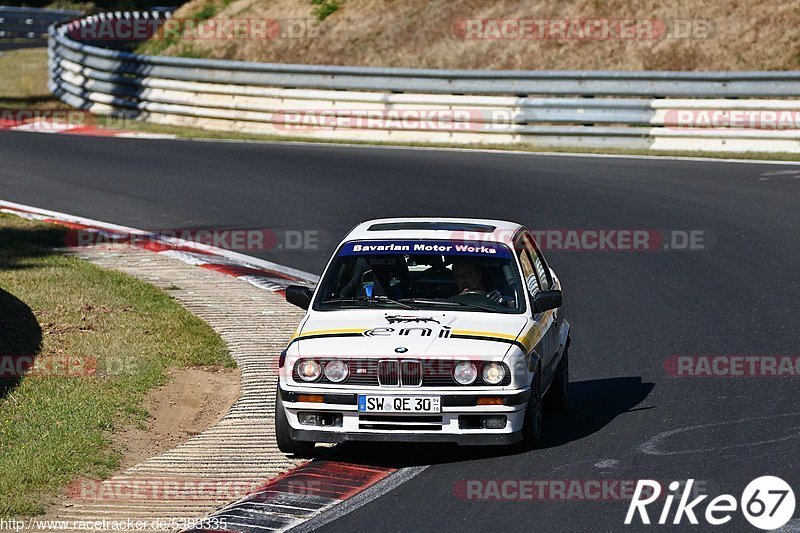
(345, 217, 525, 245)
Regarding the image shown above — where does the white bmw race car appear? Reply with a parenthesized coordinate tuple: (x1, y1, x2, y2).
(276, 218, 571, 455)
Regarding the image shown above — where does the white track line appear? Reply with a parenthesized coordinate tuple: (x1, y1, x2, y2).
(0, 199, 318, 284)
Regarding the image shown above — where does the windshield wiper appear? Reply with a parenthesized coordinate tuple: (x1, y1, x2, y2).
(321, 296, 416, 309)
(400, 298, 499, 313)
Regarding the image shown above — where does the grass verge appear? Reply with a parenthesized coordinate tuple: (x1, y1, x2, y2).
(0, 47, 68, 111)
(0, 213, 234, 517)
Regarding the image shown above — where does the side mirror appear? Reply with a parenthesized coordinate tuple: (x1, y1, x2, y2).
(531, 290, 562, 313)
(285, 285, 313, 310)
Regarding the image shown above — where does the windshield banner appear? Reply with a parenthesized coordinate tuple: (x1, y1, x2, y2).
(338, 240, 512, 258)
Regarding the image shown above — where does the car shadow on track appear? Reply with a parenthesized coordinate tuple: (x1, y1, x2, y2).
(316, 376, 655, 468)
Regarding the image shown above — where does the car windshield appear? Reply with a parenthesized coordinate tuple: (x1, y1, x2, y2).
(314, 239, 524, 313)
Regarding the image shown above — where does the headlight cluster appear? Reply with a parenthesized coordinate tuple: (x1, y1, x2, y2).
(454, 361, 506, 385)
(297, 359, 321, 382)
(295, 359, 506, 385)
(482, 362, 506, 385)
(296, 359, 349, 383)
(323, 359, 349, 382)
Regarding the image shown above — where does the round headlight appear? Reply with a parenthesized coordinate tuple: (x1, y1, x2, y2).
(453, 361, 478, 385)
(297, 359, 321, 382)
(482, 363, 506, 385)
(324, 360, 349, 383)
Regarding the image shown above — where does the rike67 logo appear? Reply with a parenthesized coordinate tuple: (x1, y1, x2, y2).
(626, 477, 796, 530)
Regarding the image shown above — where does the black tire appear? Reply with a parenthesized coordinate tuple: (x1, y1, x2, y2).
(521, 369, 543, 448)
(275, 388, 316, 458)
(545, 343, 569, 411)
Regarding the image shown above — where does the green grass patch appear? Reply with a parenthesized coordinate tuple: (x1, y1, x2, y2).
(176, 42, 210, 59)
(135, 1, 225, 56)
(135, 32, 178, 56)
(44, 1, 93, 12)
(194, 2, 218, 21)
(310, 0, 342, 21)
(0, 47, 67, 110)
(0, 214, 234, 517)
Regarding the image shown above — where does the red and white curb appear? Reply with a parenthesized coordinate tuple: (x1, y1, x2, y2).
(185, 461, 399, 532)
(0, 199, 418, 532)
(0, 118, 176, 139)
(0, 199, 317, 292)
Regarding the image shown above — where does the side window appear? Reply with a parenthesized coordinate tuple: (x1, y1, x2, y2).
(524, 234, 551, 290)
(516, 242, 540, 297)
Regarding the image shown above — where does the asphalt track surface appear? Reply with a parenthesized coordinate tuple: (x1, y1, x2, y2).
(2, 131, 799, 531)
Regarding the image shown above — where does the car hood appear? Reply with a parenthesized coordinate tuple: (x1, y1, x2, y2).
(290, 309, 530, 357)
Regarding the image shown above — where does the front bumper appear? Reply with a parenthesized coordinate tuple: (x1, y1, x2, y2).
(279, 386, 530, 446)
(290, 426, 523, 445)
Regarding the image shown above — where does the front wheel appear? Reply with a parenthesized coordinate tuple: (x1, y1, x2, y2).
(521, 370, 542, 448)
(275, 387, 316, 457)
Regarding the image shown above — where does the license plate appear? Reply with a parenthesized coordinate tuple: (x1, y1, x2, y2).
(358, 395, 441, 413)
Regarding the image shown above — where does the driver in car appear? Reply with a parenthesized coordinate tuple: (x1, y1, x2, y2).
(451, 261, 505, 305)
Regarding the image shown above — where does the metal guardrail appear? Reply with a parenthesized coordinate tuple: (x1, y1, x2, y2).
(47, 11, 800, 153)
(0, 6, 79, 40)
